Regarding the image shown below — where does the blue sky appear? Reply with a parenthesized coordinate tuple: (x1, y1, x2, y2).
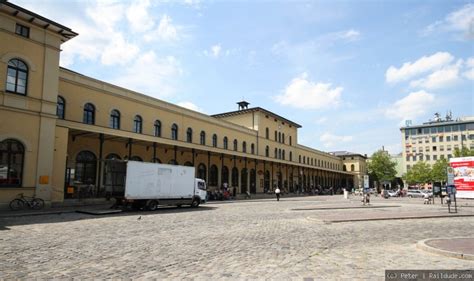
(15, 0, 474, 155)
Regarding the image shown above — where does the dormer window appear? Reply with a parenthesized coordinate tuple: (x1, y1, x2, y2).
(15, 23, 29, 38)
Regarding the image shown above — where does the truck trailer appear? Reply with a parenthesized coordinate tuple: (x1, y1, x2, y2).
(117, 161, 207, 210)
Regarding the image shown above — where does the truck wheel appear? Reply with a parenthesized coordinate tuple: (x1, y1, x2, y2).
(146, 200, 158, 211)
(191, 198, 200, 208)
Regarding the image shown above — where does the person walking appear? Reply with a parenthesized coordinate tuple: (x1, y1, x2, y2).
(275, 187, 281, 201)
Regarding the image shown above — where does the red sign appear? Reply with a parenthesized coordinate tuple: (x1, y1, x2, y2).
(450, 157, 474, 199)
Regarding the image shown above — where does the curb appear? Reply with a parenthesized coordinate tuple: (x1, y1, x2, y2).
(417, 238, 474, 260)
(307, 213, 474, 223)
(0, 210, 76, 218)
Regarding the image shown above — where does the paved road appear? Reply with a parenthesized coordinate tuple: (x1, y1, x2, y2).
(0, 196, 473, 280)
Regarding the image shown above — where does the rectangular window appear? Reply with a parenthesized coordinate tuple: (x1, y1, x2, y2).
(406, 156, 410, 161)
(425, 155, 430, 161)
(433, 155, 438, 160)
(439, 136, 443, 142)
(452, 125, 459, 132)
(430, 127, 437, 134)
(423, 128, 430, 134)
(462, 134, 467, 141)
(15, 23, 30, 38)
(447, 145, 451, 151)
(412, 155, 417, 161)
(419, 155, 423, 161)
(445, 125, 452, 132)
(406, 165, 411, 170)
(447, 136, 451, 142)
(425, 146, 430, 152)
(440, 145, 444, 151)
(460, 124, 466, 131)
(453, 135, 459, 141)
(432, 137, 436, 142)
(437, 126, 444, 133)
(432, 146, 437, 151)
(469, 134, 474, 140)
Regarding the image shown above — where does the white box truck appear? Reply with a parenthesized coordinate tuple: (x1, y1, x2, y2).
(122, 161, 207, 210)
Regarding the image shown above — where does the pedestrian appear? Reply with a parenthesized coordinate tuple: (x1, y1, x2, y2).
(275, 186, 281, 201)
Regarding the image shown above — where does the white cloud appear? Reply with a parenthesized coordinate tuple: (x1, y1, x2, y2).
(385, 52, 454, 83)
(144, 14, 179, 42)
(110, 51, 182, 99)
(177, 101, 204, 113)
(422, 4, 474, 40)
(274, 73, 343, 109)
(385, 90, 435, 122)
(203, 44, 223, 58)
(100, 33, 140, 65)
(315, 117, 328, 124)
(336, 29, 361, 41)
(463, 57, 474, 80)
(86, 0, 125, 32)
(409, 61, 462, 90)
(320, 133, 353, 148)
(126, 0, 155, 33)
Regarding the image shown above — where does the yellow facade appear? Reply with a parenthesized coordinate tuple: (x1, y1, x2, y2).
(0, 2, 357, 208)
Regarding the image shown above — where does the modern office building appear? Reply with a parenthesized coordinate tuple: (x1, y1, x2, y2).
(330, 151, 367, 189)
(400, 113, 474, 174)
(0, 1, 358, 208)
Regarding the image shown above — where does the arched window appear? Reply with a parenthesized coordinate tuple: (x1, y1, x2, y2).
(233, 139, 238, 151)
(57, 96, 65, 119)
(212, 134, 218, 147)
(265, 128, 269, 139)
(265, 146, 269, 157)
(75, 151, 97, 184)
(6, 59, 28, 95)
(200, 131, 206, 145)
(83, 103, 95, 125)
(242, 141, 247, 153)
(278, 149, 282, 159)
(282, 133, 285, 144)
(186, 128, 193, 143)
(343, 165, 347, 171)
(197, 163, 207, 181)
(0, 139, 24, 187)
(110, 109, 120, 129)
(184, 161, 193, 166)
(274, 131, 277, 141)
(282, 150, 285, 160)
(210, 165, 218, 186)
(154, 120, 161, 137)
(130, 156, 143, 161)
(168, 159, 178, 165)
(221, 166, 229, 185)
(223, 137, 228, 149)
(303, 156, 306, 163)
(278, 132, 281, 143)
(171, 124, 178, 140)
(351, 164, 355, 171)
(274, 148, 278, 158)
(133, 115, 142, 133)
(289, 136, 292, 146)
(251, 143, 255, 154)
(105, 153, 121, 160)
(299, 155, 301, 163)
(152, 158, 162, 163)
(290, 151, 292, 161)
(311, 158, 313, 166)
(231, 167, 239, 186)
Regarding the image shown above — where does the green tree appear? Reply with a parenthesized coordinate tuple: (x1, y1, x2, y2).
(431, 158, 449, 183)
(454, 147, 474, 157)
(367, 150, 397, 188)
(403, 161, 431, 185)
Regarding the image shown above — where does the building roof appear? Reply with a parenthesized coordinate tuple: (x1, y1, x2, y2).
(330, 151, 367, 159)
(400, 117, 474, 130)
(0, 0, 78, 41)
(212, 107, 302, 128)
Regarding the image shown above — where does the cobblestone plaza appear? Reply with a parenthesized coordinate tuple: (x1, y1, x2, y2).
(1, 196, 473, 280)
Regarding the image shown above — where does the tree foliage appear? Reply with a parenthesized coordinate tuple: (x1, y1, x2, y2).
(454, 147, 474, 157)
(431, 158, 448, 183)
(404, 161, 431, 185)
(367, 150, 397, 186)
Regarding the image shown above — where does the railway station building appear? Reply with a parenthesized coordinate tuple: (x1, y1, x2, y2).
(0, 1, 357, 208)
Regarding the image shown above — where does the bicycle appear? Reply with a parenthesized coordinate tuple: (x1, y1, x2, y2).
(9, 193, 45, 210)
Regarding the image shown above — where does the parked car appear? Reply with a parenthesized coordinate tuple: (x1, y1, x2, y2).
(387, 190, 400, 197)
(407, 189, 424, 198)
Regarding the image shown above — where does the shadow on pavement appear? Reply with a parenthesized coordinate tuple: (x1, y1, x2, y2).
(0, 205, 217, 231)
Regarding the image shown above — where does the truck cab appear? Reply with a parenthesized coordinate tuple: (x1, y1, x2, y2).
(195, 179, 207, 204)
